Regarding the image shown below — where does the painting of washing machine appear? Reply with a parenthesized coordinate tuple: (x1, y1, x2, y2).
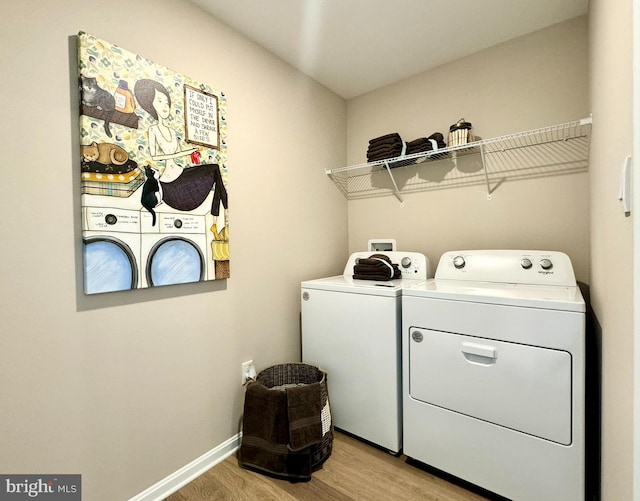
(78, 32, 229, 295)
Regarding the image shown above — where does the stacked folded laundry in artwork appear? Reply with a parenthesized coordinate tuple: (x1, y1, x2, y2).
(353, 254, 401, 281)
(366, 133, 405, 162)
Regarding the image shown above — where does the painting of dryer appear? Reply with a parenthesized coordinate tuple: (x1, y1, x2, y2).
(78, 32, 229, 295)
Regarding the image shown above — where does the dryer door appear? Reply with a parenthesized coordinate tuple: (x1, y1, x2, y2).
(408, 328, 572, 445)
(146, 237, 204, 286)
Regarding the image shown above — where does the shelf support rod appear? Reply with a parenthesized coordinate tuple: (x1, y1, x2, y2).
(480, 143, 492, 200)
(383, 161, 404, 205)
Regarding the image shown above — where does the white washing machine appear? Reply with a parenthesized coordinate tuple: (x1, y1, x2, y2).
(139, 191, 213, 289)
(82, 206, 142, 294)
(140, 213, 208, 289)
(301, 251, 431, 454)
(82, 190, 215, 292)
(402, 250, 585, 501)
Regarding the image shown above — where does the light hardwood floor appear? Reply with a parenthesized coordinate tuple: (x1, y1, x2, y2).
(165, 431, 495, 500)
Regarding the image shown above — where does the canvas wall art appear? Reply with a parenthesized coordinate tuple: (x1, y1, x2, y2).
(78, 32, 229, 294)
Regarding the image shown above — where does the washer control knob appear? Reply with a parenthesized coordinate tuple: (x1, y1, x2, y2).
(520, 258, 533, 269)
(453, 256, 466, 269)
(540, 258, 553, 270)
(401, 257, 412, 269)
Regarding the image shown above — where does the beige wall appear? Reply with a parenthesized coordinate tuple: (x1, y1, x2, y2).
(0, 1, 347, 500)
(346, 17, 591, 282)
(589, 0, 635, 499)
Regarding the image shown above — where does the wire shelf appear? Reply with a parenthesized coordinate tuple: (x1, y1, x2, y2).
(326, 117, 592, 202)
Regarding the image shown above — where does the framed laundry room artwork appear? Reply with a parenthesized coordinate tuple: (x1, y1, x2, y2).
(78, 32, 229, 295)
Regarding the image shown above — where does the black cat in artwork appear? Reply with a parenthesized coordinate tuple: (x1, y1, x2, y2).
(80, 75, 115, 138)
(141, 165, 162, 226)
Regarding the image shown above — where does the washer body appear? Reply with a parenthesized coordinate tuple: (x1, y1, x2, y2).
(402, 250, 585, 500)
(139, 204, 210, 289)
(301, 251, 431, 453)
(81, 191, 214, 293)
(82, 206, 142, 294)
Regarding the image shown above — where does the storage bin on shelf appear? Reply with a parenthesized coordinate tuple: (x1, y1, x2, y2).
(239, 363, 333, 481)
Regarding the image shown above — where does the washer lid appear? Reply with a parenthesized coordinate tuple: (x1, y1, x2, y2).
(302, 275, 422, 297)
(403, 279, 585, 312)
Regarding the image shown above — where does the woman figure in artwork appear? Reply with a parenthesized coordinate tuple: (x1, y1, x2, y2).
(134, 79, 228, 226)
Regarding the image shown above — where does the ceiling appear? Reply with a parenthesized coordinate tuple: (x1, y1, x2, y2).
(188, 0, 589, 99)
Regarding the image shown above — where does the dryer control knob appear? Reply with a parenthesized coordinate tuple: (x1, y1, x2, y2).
(453, 256, 466, 269)
(540, 258, 553, 270)
(401, 257, 412, 268)
(520, 258, 533, 269)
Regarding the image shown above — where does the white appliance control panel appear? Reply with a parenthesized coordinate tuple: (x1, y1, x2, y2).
(83, 206, 140, 233)
(344, 251, 432, 280)
(436, 250, 577, 287)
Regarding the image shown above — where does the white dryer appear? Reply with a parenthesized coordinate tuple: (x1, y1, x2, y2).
(301, 251, 431, 454)
(140, 206, 210, 289)
(402, 250, 585, 501)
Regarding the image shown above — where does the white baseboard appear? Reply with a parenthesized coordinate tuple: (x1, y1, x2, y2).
(128, 433, 241, 501)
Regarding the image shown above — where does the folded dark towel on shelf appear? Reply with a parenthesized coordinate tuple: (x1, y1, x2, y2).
(365, 132, 448, 165)
(368, 150, 403, 160)
(368, 140, 403, 150)
(406, 132, 446, 154)
(407, 142, 446, 154)
(367, 137, 406, 162)
(368, 132, 402, 145)
(367, 146, 402, 158)
(405, 133, 447, 163)
(368, 141, 403, 151)
(370, 135, 403, 144)
(367, 132, 404, 162)
(368, 152, 404, 162)
(406, 138, 430, 147)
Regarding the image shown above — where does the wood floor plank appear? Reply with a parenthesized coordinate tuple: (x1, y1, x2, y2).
(165, 431, 492, 500)
(311, 433, 487, 501)
(165, 461, 299, 501)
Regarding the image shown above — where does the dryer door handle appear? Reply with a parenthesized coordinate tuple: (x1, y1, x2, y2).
(461, 342, 497, 365)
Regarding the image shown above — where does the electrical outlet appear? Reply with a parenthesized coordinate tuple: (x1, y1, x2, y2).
(241, 360, 255, 385)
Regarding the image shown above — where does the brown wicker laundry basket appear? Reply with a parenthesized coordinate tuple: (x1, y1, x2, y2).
(254, 363, 333, 469)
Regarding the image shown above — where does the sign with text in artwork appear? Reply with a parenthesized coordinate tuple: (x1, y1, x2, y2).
(185, 85, 220, 149)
